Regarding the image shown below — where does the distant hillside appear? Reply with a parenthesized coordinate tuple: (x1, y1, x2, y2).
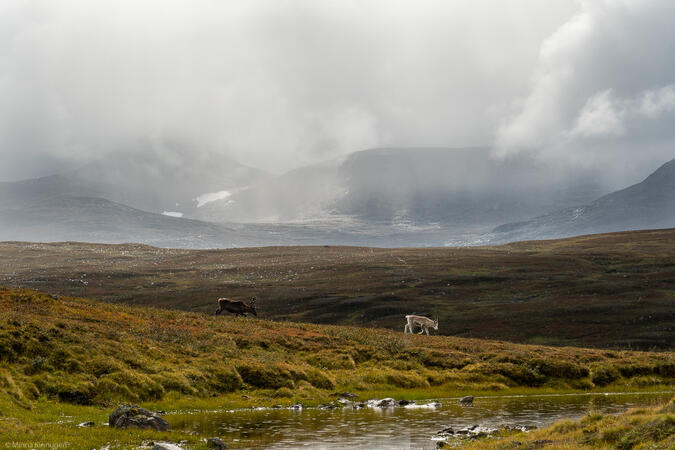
(198, 147, 605, 226)
(2, 228, 673, 349)
(0, 195, 268, 248)
(492, 158, 675, 242)
(0, 144, 268, 217)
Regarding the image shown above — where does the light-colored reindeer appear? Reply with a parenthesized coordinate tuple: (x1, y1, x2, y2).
(404, 315, 438, 335)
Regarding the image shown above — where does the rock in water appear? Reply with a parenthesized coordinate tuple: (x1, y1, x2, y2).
(152, 443, 183, 450)
(458, 395, 474, 405)
(108, 404, 169, 431)
(376, 398, 397, 408)
(206, 437, 228, 449)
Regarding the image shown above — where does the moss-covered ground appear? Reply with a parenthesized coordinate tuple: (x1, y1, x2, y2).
(0, 286, 673, 448)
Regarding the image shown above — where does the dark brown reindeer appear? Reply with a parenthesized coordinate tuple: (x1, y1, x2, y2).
(215, 297, 257, 317)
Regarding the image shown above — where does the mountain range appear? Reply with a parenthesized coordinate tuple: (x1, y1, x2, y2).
(490, 157, 675, 243)
(0, 146, 672, 247)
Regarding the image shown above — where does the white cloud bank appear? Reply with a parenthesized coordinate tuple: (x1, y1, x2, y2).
(495, 0, 675, 182)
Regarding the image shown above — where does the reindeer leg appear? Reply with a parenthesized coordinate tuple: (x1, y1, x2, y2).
(215, 308, 221, 316)
(425, 327, 430, 335)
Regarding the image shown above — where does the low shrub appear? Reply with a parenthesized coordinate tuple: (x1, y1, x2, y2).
(305, 368, 335, 390)
(384, 370, 429, 388)
(273, 387, 293, 398)
(591, 366, 620, 386)
(103, 369, 165, 401)
(236, 363, 294, 389)
(306, 351, 355, 370)
(530, 358, 589, 379)
(210, 366, 244, 392)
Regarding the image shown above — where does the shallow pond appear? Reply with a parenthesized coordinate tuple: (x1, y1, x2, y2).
(169, 392, 672, 449)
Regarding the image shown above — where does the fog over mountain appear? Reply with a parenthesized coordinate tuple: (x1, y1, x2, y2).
(1, 1, 674, 247)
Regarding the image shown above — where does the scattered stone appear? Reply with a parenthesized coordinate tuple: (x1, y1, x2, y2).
(151, 442, 183, 450)
(108, 404, 169, 431)
(367, 398, 397, 408)
(436, 442, 451, 449)
(206, 437, 228, 449)
(318, 402, 338, 410)
(333, 392, 357, 398)
(272, 404, 284, 409)
(289, 403, 303, 410)
(77, 421, 95, 427)
(501, 424, 537, 432)
(458, 395, 474, 405)
(437, 427, 454, 435)
(337, 398, 352, 405)
(398, 399, 414, 406)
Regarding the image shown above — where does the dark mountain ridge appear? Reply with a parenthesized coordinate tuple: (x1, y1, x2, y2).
(491, 157, 675, 242)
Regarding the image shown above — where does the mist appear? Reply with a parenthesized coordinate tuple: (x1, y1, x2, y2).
(0, 0, 578, 181)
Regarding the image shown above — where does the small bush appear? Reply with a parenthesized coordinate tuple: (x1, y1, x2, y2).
(237, 363, 294, 389)
(385, 370, 429, 388)
(151, 372, 197, 395)
(530, 358, 589, 379)
(55, 381, 95, 405)
(307, 351, 355, 370)
(305, 368, 335, 390)
(591, 366, 619, 386)
(274, 387, 293, 398)
(103, 369, 165, 401)
(210, 366, 244, 392)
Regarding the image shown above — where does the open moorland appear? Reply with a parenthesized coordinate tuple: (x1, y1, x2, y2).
(1, 228, 674, 349)
(0, 287, 673, 448)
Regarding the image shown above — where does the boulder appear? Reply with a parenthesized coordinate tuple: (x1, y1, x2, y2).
(152, 443, 183, 450)
(458, 395, 474, 405)
(108, 404, 169, 431)
(206, 437, 228, 449)
(370, 398, 397, 408)
(398, 399, 414, 406)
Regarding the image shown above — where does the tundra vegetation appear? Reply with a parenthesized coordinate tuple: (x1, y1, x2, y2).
(0, 286, 673, 448)
(1, 228, 673, 350)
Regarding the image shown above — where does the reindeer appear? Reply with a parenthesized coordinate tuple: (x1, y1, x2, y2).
(404, 315, 438, 335)
(215, 297, 257, 317)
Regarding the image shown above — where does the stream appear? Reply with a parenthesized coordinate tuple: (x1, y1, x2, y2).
(169, 391, 672, 449)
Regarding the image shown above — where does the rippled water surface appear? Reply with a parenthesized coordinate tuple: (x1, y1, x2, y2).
(169, 392, 671, 449)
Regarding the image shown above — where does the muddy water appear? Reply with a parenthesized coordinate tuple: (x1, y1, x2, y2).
(169, 392, 672, 449)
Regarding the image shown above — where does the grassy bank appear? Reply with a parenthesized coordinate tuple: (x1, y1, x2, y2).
(1, 228, 674, 350)
(461, 398, 675, 449)
(0, 286, 673, 447)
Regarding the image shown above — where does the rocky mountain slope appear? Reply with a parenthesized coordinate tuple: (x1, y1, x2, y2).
(491, 158, 675, 242)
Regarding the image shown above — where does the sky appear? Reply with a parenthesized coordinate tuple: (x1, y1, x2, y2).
(0, 0, 673, 183)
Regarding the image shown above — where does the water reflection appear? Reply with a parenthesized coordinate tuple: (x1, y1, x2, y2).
(170, 392, 671, 449)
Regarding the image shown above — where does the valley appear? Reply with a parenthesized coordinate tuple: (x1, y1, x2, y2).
(2, 228, 673, 350)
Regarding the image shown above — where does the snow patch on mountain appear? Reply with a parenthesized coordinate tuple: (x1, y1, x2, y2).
(194, 190, 232, 208)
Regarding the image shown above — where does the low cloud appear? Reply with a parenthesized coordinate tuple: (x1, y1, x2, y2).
(0, 0, 575, 180)
(495, 0, 675, 183)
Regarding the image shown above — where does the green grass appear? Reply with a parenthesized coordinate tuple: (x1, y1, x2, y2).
(461, 397, 675, 449)
(0, 286, 673, 448)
